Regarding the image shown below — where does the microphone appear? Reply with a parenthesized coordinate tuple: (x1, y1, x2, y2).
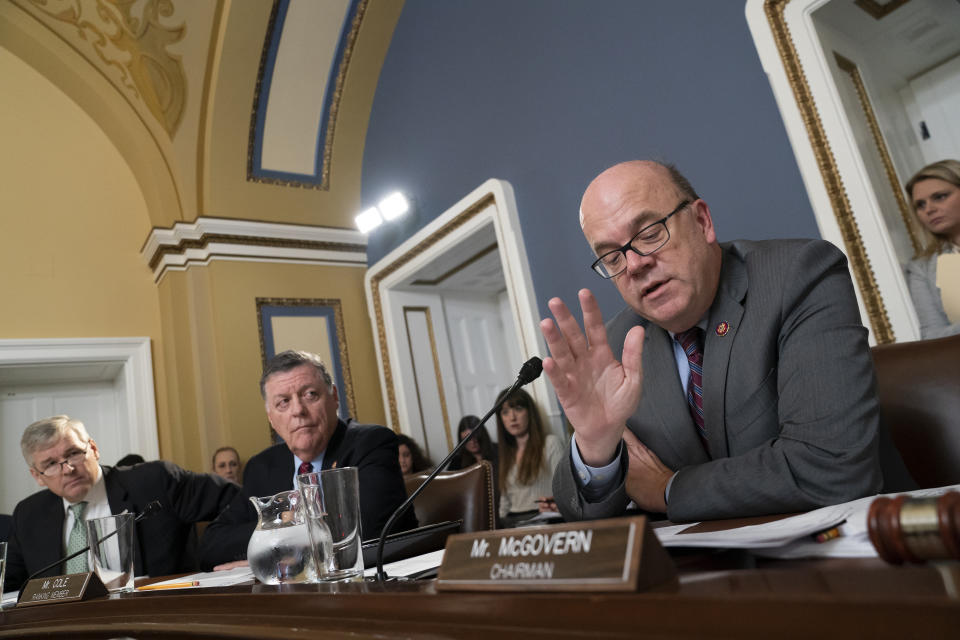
(374, 357, 543, 581)
(17, 500, 162, 599)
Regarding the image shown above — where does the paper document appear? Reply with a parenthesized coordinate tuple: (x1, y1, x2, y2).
(656, 484, 960, 559)
(363, 549, 445, 579)
(142, 565, 255, 590)
(656, 505, 851, 548)
(937, 253, 960, 322)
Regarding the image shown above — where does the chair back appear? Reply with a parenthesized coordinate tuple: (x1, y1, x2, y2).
(871, 334, 960, 488)
(0, 513, 11, 543)
(403, 460, 495, 532)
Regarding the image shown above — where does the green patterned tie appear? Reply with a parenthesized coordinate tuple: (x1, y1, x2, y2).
(65, 501, 89, 574)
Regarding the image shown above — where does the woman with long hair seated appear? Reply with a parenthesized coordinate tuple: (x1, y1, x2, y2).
(495, 388, 564, 527)
(904, 159, 960, 338)
(397, 434, 432, 476)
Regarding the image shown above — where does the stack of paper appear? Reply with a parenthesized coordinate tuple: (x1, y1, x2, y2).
(656, 484, 960, 559)
(139, 565, 255, 590)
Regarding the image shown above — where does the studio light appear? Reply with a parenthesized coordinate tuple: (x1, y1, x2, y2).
(378, 192, 410, 221)
(355, 207, 383, 234)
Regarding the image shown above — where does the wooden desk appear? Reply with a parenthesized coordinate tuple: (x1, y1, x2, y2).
(1, 556, 958, 639)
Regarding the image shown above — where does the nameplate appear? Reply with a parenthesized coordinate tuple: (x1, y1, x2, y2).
(436, 516, 676, 592)
(17, 572, 108, 607)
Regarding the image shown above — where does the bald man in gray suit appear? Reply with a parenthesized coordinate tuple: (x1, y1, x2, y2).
(542, 161, 883, 523)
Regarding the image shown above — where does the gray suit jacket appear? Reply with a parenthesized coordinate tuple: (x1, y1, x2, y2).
(553, 239, 883, 522)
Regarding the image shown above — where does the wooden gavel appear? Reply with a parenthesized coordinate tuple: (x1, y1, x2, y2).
(868, 492, 960, 564)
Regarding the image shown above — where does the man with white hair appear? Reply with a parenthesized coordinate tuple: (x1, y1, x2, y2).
(3, 415, 238, 591)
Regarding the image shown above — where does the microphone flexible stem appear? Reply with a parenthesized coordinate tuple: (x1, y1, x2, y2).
(374, 372, 530, 581)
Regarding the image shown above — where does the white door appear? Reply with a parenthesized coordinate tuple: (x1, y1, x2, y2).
(0, 379, 126, 514)
(908, 54, 960, 164)
(442, 291, 521, 438)
(387, 290, 462, 462)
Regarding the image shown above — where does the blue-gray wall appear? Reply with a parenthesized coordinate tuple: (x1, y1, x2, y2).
(362, 0, 817, 322)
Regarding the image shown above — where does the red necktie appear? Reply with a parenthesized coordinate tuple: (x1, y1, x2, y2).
(677, 327, 707, 450)
(298, 461, 314, 476)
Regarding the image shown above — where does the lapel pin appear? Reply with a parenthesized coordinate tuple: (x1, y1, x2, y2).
(715, 321, 730, 337)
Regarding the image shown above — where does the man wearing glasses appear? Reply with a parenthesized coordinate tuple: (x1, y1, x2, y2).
(543, 160, 884, 523)
(3, 415, 238, 591)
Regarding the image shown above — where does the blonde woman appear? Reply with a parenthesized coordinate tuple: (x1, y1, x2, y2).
(904, 159, 960, 338)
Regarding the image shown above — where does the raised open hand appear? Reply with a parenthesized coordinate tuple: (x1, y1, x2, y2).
(539, 289, 645, 466)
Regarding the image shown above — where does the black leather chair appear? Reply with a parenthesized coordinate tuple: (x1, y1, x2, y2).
(872, 334, 960, 489)
(403, 461, 495, 532)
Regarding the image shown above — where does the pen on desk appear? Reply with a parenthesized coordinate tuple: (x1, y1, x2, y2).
(136, 581, 200, 591)
(812, 520, 846, 543)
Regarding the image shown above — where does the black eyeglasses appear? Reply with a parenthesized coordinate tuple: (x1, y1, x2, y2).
(36, 443, 90, 477)
(590, 200, 691, 279)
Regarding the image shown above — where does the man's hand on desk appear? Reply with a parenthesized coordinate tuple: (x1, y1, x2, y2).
(623, 430, 671, 513)
(213, 560, 249, 572)
(540, 290, 646, 466)
(536, 497, 558, 513)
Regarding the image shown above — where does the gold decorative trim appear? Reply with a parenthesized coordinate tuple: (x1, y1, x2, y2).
(148, 233, 365, 271)
(13, 1, 185, 216)
(834, 52, 921, 254)
(370, 194, 497, 429)
(246, 0, 368, 190)
(27, 0, 188, 136)
(764, 0, 894, 344)
(410, 243, 499, 286)
(196, 0, 227, 213)
(255, 297, 357, 422)
(854, 0, 911, 20)
(402, 307, 453, 449)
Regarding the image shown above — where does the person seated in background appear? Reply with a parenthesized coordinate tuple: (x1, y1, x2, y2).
(447, 415, 499, 473)
(115, 453, 145, 467)
(904, 159, 960, 338)
(541, 160, 883, 524)
(4, 415, 238, 592)
(496, 388, 564, 527)
(198, 350, 416, 570)
(397, 434, 432, 476)
(212, 446, 242, 484)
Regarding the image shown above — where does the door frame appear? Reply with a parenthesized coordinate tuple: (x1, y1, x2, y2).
(0, 337, 159, 458)
(746, 0, 922, 344)
(365, 179, 560, 437)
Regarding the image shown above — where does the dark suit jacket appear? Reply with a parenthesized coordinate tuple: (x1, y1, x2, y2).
(3, 461, 238, 591)
(554, 239, 885, 522)
(198, 419, 416, 569)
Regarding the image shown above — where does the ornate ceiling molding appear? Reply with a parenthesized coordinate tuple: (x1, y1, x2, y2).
(24, 0, 188, 136)
(141, 217, 367, 282)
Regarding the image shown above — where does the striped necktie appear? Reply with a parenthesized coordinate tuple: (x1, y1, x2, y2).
(65, 501, 89, 574)
(677, 328, 708, 449)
